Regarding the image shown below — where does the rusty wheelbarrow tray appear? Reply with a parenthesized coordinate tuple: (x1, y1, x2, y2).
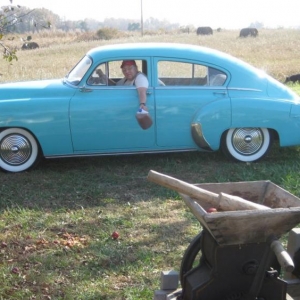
(182, 180, 300, 246)
(147, 170, 300, 246)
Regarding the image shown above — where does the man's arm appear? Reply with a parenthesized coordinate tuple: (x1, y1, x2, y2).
(135, 73, 149, 110)
(137, 87, 148, 110)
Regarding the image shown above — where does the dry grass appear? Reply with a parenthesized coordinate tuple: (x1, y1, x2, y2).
(2, 28, 300, 83)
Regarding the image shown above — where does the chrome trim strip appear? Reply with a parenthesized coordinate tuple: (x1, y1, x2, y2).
(227, 87, 262, 92)
(154, 86, 262, 92)
(45, 148, 199, 159)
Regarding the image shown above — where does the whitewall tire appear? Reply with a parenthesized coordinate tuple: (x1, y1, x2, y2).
(0, 128, 40, 172)
(221, 128, 272, 162)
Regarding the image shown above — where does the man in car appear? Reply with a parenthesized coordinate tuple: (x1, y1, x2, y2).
(117, 60, 149, 111)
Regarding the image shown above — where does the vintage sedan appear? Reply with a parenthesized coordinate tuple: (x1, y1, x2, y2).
(0, 42, 299, 172)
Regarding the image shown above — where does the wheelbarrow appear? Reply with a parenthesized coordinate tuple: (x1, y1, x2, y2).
(148, 170, 300, 300)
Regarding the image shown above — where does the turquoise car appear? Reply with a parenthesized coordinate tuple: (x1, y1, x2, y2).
(0, 43, 299, 172)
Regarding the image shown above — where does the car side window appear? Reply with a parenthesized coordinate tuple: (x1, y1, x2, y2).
(157, 61, 208, 86)
(87, 63, 108, 85)
(157, 61, 227, 87)
(87, 60, 147, 86)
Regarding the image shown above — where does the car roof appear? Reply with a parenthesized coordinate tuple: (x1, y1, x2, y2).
(88, 42, 223, 58)
(87, 42, 263, 78)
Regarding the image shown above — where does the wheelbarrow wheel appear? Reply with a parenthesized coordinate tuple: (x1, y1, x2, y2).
(180, 232, 202, 286)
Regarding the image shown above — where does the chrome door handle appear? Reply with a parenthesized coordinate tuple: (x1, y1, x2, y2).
(213, 91, 227, 95)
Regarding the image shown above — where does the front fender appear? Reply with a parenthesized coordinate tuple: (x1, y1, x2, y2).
(191, 98, 231, 151)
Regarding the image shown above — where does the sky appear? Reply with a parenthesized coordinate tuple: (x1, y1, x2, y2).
(11, 0, 300, 29)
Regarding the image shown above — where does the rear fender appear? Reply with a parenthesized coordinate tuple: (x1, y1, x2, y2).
(191, 99, 231, 151)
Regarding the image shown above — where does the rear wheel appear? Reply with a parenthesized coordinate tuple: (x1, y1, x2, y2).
(0, 128, 40, 172)
(221, 128, 273, 162)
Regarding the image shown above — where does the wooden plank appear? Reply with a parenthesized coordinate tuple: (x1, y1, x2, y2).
(264, 182, 300, 208)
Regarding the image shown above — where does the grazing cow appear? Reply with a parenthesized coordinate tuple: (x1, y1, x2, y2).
(196, 26, 213, 35)
(239, 28, 258, 37)
(285, 74, 300, 84)
(21, 42, 39, 50)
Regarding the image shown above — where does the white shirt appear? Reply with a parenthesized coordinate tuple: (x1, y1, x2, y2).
(116, 72, 148, 88)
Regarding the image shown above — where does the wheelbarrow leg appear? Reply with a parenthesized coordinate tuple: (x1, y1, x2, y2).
(242, 244, 274, 300)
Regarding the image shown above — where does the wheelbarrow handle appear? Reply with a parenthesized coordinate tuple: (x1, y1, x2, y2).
(269, 238, 294, 272)
(147, 170, 270, 211)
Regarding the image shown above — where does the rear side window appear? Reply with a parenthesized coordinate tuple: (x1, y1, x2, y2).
(157, 61, 226, 86)
(208, 67, 227, 86)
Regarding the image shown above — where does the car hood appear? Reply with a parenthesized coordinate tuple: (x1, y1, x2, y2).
(0, 79, 76, 101)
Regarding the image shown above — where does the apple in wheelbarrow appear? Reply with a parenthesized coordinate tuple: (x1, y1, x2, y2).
(207, 207, 217, 213)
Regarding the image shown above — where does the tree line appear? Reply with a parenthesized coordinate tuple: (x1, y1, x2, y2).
(2, 5, 184, 34)
(0, 1, 189, 61)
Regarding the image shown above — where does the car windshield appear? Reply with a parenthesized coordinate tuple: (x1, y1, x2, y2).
(65, 55, 92, 86)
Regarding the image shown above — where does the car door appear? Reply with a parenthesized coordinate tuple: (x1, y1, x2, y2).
(69, 59, 155, 152)
(153, 58, 230, 149)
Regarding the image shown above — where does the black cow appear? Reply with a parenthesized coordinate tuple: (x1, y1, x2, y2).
(285, 74, 300, 84)
(239, 28, 258, 37)
(21, 42, 39, 50)
(196, 26, 213, 35)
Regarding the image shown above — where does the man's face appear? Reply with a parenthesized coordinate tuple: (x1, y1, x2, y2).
(122, 65, 137, 81)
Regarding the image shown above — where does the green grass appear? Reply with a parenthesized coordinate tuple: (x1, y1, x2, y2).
(1, 144, 300, 299)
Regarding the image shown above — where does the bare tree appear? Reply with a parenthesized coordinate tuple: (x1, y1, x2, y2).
(0, 1, 22, 61)
(0, 0, 50, 62)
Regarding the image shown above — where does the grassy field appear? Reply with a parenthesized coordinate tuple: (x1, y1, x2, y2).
(2, 28, 300, 82)
(0, 29, 300, 299)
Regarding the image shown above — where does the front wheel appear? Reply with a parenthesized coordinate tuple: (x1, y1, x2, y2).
(221, 128, 273, 162)
(0, 128, 40, 172)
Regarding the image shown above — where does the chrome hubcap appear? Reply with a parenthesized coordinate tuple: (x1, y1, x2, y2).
(0, 134, 32, 165)
(232, 128, 263, 155)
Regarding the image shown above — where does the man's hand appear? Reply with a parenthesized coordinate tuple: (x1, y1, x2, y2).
(140, 104, 148, 111)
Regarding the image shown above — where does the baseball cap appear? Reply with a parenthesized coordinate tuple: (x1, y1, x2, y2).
(120, 60, 137, 68)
